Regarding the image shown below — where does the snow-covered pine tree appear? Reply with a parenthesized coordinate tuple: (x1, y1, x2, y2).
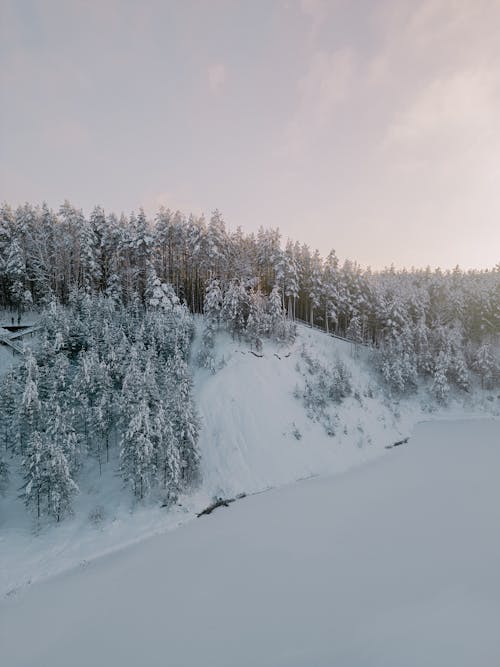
(204, 279, 223, 327)
(246, 288, 264, 351)
(431, 351, 450, 403)
(165, 349, 200, 486)
(309, 249, 323, 327)
(323, 249, 339, 334)
(18, 350, 42, 452)
(45, 437, 79, 522)
(5, 237, 25, 316)
(0, 370, 20, 453)
(152, 403, 181, 497)
(45, 403, 80, 475)
(23, 429, 78, 522)
(23, 430, 46, 519)
(222, 280, 248, 339)
(474, 343, 498, 389)
(120, 396, 154, 499)
(268, 284, 285, 340)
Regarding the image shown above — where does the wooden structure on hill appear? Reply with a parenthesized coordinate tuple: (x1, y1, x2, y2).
(0, 323, 41, 355)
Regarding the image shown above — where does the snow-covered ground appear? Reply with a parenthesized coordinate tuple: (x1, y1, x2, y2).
(1, 321, 497, 598)
(195, 325, 421, 499)
(2, 417, 499, 667)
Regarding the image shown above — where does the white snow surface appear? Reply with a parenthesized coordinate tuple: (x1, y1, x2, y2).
(1, 322, 497, 598)
(1, 417, 499, 666)
(195, 326, 417, 498)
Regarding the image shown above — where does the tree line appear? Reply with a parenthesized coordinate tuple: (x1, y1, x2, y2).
(1, 200, 498, 389)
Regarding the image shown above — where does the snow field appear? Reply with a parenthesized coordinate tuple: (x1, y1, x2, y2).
(1, 417, 499, 667)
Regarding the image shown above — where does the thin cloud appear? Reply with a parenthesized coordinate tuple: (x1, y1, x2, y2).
(281, 48, 354, 156)
(207, 63, 227, 94)
(385, 70, 499, 149)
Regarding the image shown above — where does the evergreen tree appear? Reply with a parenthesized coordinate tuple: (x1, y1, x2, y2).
(23, 429, 78, 521)
(222, 281, 248, 339)
(473, 343, 498, 389)
(120, 397, 154, 499)
(166, 350, 200, 486)
(431, 351, 450, 403)
(18, 351, 41, 452)
(0, 370, 20, 453)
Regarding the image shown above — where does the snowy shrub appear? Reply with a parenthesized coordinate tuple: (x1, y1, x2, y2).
(323, 413, 337, 437)
(88, 505, 106, 526)
(298, 353, 352, 433)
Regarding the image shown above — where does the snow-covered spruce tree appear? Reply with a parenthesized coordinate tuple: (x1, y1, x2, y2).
(5, 237, 25, 316)
(44, 352, 71, 411)
(45, 403, 80, 475)
(206, 209, 229, 280)
(73, 349, 101, 453)
(79, 216, 100, 291)
(246, 288, 265, 351)
(431, 351, 450, 404)
(165, 349, 200, 486)
(308, 249, 323, 327)
(284, 239, 300, 320)
(147, 275, 180, 311)
(474, 343, 498, 389)
(204, 278, 223, 326)
(153, 403, 181, 499)
(379, 328, 418, 396)
(120, 346, 145, 422)
(346, 314, 363, 343)
(23, 429, 78, 522)
(120, 396, 154, 500)
(322, 249, 339, 334)
(95, 389, 115, 470)
(0, 370, 20, 453)
(222, 280, 248, 340)
(45, 438, 79, 522)
(267, 284, 295, 342)
(198, 278, 223, 370)
(18, 350, 42, 452)
(23, 430, 46, 519)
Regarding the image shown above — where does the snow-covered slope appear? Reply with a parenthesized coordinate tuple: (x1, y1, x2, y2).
(2, 418, 499, 667)
(194, 324, 418, 498)
(0, 321, 491, 597)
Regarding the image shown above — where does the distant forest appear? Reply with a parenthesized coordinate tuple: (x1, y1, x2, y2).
(1, 201, 499, 395)
(1, 201, 499, 337)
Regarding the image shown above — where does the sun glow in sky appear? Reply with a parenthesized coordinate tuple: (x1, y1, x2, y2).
(1, 0, 500, 270)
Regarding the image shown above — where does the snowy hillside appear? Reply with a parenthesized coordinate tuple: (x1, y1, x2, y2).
(3, 318, 496, 598)
(194, 323, 420, 499)
(2, 418, 499, 667)
(1, 322, 417, 595)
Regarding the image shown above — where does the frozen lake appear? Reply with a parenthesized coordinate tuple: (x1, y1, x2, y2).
(1, 418, 499, 667)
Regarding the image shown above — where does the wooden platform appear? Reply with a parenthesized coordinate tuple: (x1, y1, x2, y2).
(0, 324, 40, 354)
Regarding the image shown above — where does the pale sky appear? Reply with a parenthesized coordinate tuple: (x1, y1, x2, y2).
(1, 0, 500, 269)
